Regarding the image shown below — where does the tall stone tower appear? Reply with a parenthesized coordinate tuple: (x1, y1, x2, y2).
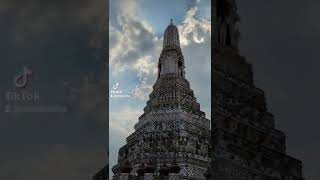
(112, 21, 211, 180)
(212, 0, 305, 179)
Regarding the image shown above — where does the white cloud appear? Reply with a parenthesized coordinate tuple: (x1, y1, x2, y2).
(109, 0, 163, 101)
(133, 55, 157, 76)
(178, 6, 211, 47)
(109, 107, 142, 136)
(131, 81, 153, 101)
(109, 0, 157, 74)
(131, 55, 157, 100)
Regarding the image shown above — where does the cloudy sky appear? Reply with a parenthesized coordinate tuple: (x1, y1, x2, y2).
(109, 0, 211, 177)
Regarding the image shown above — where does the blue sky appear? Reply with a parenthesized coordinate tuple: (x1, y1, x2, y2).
(109, 0, 211, 177)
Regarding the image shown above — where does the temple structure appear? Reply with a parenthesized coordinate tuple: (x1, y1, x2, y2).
(210, 0, 305, 179)
(111, 20, 211, 179)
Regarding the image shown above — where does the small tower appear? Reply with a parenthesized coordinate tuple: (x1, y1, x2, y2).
(158, 19, 185, 78)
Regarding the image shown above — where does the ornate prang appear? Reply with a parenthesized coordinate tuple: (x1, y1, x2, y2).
(112, 21, 211, 180)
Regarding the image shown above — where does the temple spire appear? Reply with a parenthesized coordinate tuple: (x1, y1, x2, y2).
(163, 20, 180, 48)
(158, 20, 185, 78)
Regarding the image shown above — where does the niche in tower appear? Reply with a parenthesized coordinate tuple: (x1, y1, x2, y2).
(158, 63, 162, 78)
(178, 60, 183, 76)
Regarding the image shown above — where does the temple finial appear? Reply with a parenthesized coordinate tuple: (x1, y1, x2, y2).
(170, 19, 173, 25)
